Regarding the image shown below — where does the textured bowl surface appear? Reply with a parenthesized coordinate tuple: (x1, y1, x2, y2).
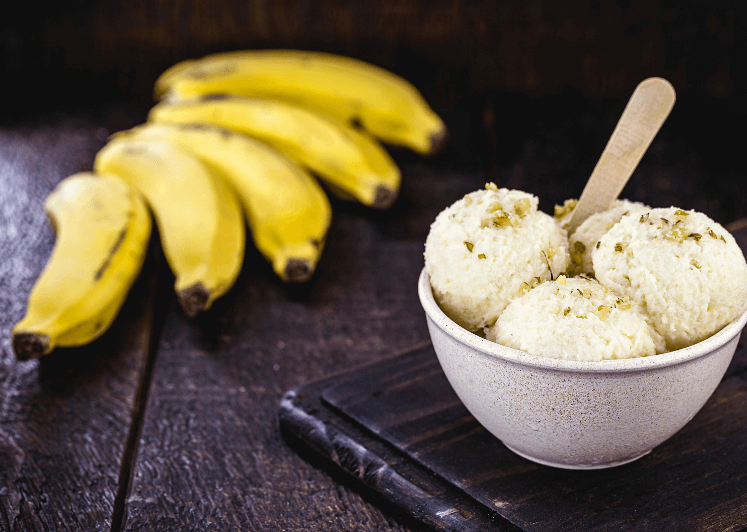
(418, 268, 747, 469)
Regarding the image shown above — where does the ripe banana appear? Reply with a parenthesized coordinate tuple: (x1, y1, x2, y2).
(12, 173, 151, 360)
(153, 49, 448, 156)
(148, 96, 401, 209)
(114, 122, 331, 282)
(94, 135, 245, 317)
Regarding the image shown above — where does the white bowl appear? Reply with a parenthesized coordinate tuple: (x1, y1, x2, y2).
(418, 268, 747, 469)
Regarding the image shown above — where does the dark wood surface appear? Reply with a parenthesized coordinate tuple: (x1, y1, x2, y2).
(3, 1, 745, 116)
(1, 6, 747, 527)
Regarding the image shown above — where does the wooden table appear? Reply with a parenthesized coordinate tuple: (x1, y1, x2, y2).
(1, 90, 745, 531)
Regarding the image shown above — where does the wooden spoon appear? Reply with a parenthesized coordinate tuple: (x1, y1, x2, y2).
(565, 77, 676, 234)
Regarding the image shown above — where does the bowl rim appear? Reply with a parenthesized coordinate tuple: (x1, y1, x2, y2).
(418, 267, 747, 374)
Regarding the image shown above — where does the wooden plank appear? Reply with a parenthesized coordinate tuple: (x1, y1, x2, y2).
(0, 113, 159, 531)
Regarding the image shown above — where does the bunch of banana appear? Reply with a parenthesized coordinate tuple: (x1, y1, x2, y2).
(12, 173, 151, 360)
(153, 49, 448, 156)
(12, 49, 446, 360)
(148, 96, 401, 209)
(94, 135, 245, 317)
(112, 122, 331, 283)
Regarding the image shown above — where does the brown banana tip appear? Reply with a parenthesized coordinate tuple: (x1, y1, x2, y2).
(284, 259, 314, 283)
(372, 185, 399, 210)
(12, 333, 50, 361)
(429, 127, 450, 156)
(178, 284, 211, 318)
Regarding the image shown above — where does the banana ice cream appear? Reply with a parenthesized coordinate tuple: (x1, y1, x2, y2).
(425, 185, 747, 359)
(560, 199, 650, 277)
(424, 184, 569, 333)
(593, 207, 747, 351)
(487, 276, 664, 361)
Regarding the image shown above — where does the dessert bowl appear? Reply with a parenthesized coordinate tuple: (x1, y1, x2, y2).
(418, 267, 747, 470)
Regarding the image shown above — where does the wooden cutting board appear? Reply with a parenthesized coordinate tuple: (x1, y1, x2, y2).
(279, 219, 747, 531)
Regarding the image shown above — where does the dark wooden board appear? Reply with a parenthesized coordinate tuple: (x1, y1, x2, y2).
(0, 112, 160, 532)
(280, 338, 747, 532)
(279, 343, 522, 532)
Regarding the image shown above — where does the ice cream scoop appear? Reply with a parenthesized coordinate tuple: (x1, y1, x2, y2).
(424, 185, 569, 332)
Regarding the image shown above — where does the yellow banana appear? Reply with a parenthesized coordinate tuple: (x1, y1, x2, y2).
(148, 96, 401, 209)
(94, 135, 245, 317)
(114, 122, 331, 282)
(12, 173, 151, 360)
(153, 49, 448, 156)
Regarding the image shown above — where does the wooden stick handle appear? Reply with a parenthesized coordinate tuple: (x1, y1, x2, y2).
(566, 77, 676, 233)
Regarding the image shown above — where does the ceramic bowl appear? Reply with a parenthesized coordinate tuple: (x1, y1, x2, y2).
(418, 268, 747, 469)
